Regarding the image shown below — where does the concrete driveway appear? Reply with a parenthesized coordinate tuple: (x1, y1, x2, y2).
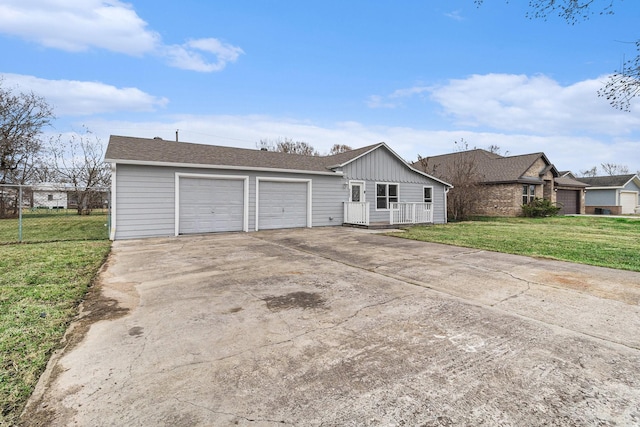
(23, 227, 640, 426)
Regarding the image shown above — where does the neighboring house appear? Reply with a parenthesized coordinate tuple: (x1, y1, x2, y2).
(414, 149, 588, 216)
(104, 135, 452, 240)
(31, 183, 68, 209)
(579, 174, 640, 215)
(30, 183, 109, 210)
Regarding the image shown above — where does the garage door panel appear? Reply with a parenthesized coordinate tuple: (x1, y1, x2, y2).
(179, 178, 244, 234)
(557, 189, 579, 215)
(620, 192, 638, 214)
(258, 181, 308, 230)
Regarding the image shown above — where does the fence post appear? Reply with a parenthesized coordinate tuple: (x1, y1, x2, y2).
(18, 185, 23, 242)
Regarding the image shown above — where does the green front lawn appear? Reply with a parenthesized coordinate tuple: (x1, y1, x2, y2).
(394, 216, 640, 272)
(0, 210, 109, 243)
(0, 240, 111, 425)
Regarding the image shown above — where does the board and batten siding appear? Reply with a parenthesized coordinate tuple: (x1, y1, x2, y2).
(341, 147, 448, 224)
(113, 164, 343, 239)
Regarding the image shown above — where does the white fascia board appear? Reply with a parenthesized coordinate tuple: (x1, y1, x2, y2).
(408, 165, 453, 188)
(104, 158, 342, 177)
(109, 163, 116, 240)
(329, 143, 386, 168)
(585, 186, 624, 190)
(332, 143, 453, 188)
(625, 175, 640, 188)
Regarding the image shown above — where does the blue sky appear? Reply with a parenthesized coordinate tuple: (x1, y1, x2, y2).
(1, 0, 639, 174)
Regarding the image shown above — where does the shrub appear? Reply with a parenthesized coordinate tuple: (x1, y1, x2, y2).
(521, 198, 561, 217)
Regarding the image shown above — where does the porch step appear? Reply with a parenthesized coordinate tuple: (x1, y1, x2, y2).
(342, 222, 431, 230)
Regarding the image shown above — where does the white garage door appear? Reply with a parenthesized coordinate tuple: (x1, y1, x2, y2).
(258, 181, 308, 230)
(620, 192, 638, 214)
(179, 177, 245, 234)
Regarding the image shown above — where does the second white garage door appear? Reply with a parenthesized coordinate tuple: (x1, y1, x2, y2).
(620, 192, 638, 214)
(258, 180, 309, 230)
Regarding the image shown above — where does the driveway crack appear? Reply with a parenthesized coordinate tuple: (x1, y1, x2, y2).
(210, 295, 407, 363)
(490, 272, 534, 306)
(173, 397, 290, 425)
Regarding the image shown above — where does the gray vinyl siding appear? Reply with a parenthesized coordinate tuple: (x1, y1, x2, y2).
(624, 180, 640, 193)
(113, 164, 343, 239)
(341, 147, 448, 224)
(115, 165, 175, 239)
(585, 189, 617, 206)
(585, 180, 640, 207)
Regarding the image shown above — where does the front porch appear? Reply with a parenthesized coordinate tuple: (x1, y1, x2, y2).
(343, 202, 433, 227)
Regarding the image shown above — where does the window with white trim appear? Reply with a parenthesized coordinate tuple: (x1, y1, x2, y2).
(376, 183, 398, 209)
(423, 186, 433, 203)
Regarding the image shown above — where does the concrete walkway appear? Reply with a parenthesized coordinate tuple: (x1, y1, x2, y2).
(22, 227, 640, 426)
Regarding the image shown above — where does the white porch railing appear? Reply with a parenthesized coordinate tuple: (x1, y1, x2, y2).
(390, 202, 433, 225)
(344, 202, 370, 225)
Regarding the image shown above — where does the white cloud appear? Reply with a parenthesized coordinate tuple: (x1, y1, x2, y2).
(81, 114, 640, 173)
(430, 73, 640, 136)
(1, 73, 168, 115)
(367, 85, 430, 109)
(0, 0, 243, 71)
(444, 10, 465, 21)
(0, 0, 158, 55)
(164, 39, 245, 72)
(366, 95, 399, 109)
(389, 86, 430, 99)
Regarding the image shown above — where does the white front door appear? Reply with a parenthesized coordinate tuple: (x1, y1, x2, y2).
(350, 182, 364, 202)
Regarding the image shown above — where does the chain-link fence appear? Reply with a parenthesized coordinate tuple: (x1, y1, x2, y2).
(0, 184, 111, 243)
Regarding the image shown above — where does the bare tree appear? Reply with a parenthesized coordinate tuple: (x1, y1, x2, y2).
(445, 153, 484, 221)
(328, 144, 353, 155)
(46, 129, 110, 215)
(600, 162, 629, 175)
(475, 0, 639, 111)
(257, 137, 319, 156)
(416, 139, 484, 221)
(579, 166, 599, 177)
(487, 144, 509, 156)
(0, 80, 54, 184)
(598, 45, 640, 111)
(0, 79, 54, 217)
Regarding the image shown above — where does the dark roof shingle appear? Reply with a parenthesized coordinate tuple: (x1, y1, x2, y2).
(578, 174, 637, 187)
(105, 135, 380, 174)
(414, 149, 556, 183)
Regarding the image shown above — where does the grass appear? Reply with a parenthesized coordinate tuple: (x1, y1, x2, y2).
(394, 216, 640, 272)
(0, 209, 109, 243)
(0, 236, 110, 425)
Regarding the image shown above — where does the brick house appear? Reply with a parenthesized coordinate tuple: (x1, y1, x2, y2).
(413, 149, 588, 216)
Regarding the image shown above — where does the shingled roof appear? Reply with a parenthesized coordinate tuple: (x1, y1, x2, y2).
(414, 149, 558, 184)
(578, 174, 639, 188)
(105, 135, 382, 175)
(555, 175, 589, 188)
